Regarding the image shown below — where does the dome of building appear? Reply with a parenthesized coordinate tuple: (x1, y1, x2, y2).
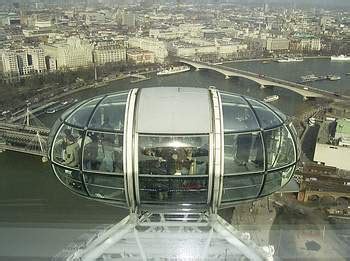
(48, 87, 300, 212)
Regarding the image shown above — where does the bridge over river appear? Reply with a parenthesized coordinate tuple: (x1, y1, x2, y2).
(180, 59, 344, 100)
(0, 121, 49, 158)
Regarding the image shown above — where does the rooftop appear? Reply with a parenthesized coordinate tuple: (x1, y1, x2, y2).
(336, 118, 350, 136)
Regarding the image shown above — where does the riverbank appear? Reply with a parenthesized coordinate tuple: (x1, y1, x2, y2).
(1, 69, 157, 121)
(217, 56, 330, 64)
(41, 69, 157, 105)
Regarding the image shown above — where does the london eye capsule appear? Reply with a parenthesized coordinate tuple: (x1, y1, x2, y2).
(48, 87, 300, 212)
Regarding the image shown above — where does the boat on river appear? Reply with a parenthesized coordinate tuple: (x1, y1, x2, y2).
(157, 66, 190, 76)
(331, 55, 350, 61)
(277, 57, 303, 63)
(263, 95, 279, 103)
(327, 75, 341, 81)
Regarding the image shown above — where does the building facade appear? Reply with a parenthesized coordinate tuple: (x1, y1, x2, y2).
(0, 50, 19, 77)
(266, 38, 290, 51)
(44, 37, 93, 70)
(314, 118, 350, 171)
(0, 47, 46, 77)
(127, 49, 155, 64)
(93, 41, 127, 65)
(128, 37, 168, 63)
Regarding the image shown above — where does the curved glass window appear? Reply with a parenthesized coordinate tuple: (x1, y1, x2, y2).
(221, 93, 259, 132)
(48, 118, 63, 158)
(264, 125, 296, 170)
(261, 166, 295, 196)
(222, 174, 263, 202)
(88, 93, 127, 131)
(138, 135, 209, 176)
(53, 165, 87, 196)
(65, 97, 103, 128)
(83, 173, 126, 201)
(138, 135, 209, 206)
(52, 124, 83, 169)
(264, 103, 287, 122)
(60, 100, 87, 121)
(224, 132, 264, 174)
(139, 176, 208, 204)
(246, 98, 282, 129)
(288, 121, 301, 159)
(82, 131, 123, 174)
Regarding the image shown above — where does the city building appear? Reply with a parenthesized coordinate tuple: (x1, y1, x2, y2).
(168, 41, 247, 59)
(45, 56, 57, 72)
(93, 41, 126, 65)
(0, 47, 46, 77)
(266, 38, 290, 51)
(122, 11, 136, 28)
(290, 37, 321, 52)
(43, 37, 93, 70)
(127, 49, 155, 64)
(128, 37, 167, 63)
(314, 118, 350, 171)
(149, 28, 185, 40)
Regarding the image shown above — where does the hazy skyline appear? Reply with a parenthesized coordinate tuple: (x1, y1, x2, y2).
(0, 0, 350, 8)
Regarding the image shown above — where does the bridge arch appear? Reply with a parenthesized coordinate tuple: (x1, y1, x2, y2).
(336, 197, 350, 207)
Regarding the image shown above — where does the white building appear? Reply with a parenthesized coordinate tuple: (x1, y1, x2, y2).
(0, 47, 46, 77)
(35, 20, 52, 28)
(300, 38, 321, 51)
(128, 37, 168, 63)
(314, 118, 350, 171)
(149, 28, 185, 40)
(169, 41, 247, 59)
(93, 42, 127, 65)
(0, 50, 18, 76)
(44, 37, 93, 70)
(266, 38, 290, 51)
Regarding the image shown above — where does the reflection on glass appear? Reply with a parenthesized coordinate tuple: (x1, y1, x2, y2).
(264, 103, 287, 121)
(261, 167, 294, 196)
(288, 122, 301, 159)
(52, 125, 82, 169)
(224, 132, 264, 174)
(246, 98, 282, 129)
(221, 94, 259, 132)
(264, 126, 295, 169)
(48, 118, 63, 156)
(139, 177, 208, 203)
(222, 175, 263, 202)
(88, 94, 127, 131)
(84, 173, 125, 201)
(60, 100, 86, 121)
(53, 165, 86, 195)
(65, 97, 102, 127)
(83, 131, 123, 173)
(138, 135, 209, 176)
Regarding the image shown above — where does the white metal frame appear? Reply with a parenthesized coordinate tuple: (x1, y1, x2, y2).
(210, 88, 224, 213)
(124, 88, 139, 212)
(63, 213, 272, 261)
